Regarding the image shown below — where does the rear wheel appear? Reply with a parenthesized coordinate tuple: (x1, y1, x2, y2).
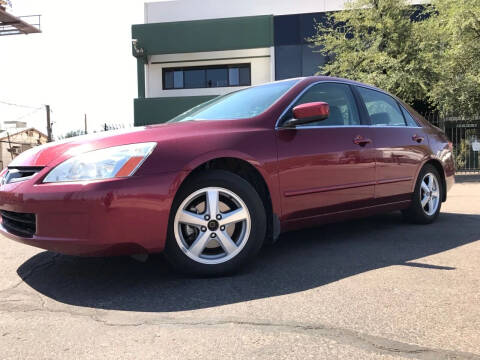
(402, 164, 442, 224)
(164, 170, 266, 276)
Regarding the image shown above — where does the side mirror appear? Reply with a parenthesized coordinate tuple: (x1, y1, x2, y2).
(283, 102, 330, 128)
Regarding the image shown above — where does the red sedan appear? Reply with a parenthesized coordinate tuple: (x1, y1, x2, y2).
(0, 77, 454, 275)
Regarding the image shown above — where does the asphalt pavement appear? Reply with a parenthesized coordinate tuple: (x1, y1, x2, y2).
(0, 180, 479, 359)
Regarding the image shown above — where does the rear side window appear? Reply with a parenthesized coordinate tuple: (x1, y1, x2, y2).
(356, 87, 407, 127)
(400, 105, 419, 127)
(282, 82, 360, 127)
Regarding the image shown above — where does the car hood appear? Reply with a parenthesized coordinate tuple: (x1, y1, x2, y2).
(9, 120, 243, 168)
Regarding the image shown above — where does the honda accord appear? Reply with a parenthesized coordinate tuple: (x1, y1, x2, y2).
(0, 77, 455, 275)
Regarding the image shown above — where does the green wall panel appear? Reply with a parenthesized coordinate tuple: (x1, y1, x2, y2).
(132, 15, 273, 55)
(134, 96, 217, 126)
(136, 58, 146, 98)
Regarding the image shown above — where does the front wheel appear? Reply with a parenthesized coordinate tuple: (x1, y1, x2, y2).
(402, 164, 442, 224)
(164, 170, 266, 276)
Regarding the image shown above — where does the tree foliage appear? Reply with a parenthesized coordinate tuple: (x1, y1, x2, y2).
(60, 130, 86, 139)
(311, 0, 480, 116)
(311, 0, 432, 105)
(422, 0, 480, 116)
(58, 123, 126, 140)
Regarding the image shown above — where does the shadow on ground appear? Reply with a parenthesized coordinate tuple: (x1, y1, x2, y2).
(17, 211, 480, 312)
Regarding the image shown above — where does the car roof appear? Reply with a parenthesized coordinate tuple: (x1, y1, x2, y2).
(296, 76, 429, 127)
(251, 76, 385, 95)
(299, 76, 385, 92)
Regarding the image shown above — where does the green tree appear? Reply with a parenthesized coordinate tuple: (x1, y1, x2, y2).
(422, 0, 480, 117)
(59, 129, 86, 139)
(311, 0, 433, 107)
(311, 0, 480, 117)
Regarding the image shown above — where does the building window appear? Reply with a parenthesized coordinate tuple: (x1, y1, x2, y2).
(173, 71, 183, 89)
(163, 64, 251, 90)
(185, 69, 205, 88)
(274, 13, 329, 80)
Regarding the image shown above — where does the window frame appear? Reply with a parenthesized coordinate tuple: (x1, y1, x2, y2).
(276, 81, 425, 130)
(353, 85, 410, 127)
(398, 103, 421, 127)
(162, 63, 251, 90)
(276, 81, 368, 129)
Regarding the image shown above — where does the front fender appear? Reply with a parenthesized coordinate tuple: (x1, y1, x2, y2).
(171, 149, 282, 219)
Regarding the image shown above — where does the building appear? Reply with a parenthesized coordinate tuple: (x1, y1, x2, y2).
(0, 3, 41, 36)
(0, 123, 48, 169)
(131, 0, 420, 125)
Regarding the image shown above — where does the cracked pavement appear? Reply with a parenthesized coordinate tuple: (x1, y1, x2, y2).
(0, 181, 479, 359)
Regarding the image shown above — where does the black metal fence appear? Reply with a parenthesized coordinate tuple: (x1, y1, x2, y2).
(425, 114, 480, 174)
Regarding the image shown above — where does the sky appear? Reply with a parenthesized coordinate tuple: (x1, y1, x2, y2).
(0, 0, 152, 138)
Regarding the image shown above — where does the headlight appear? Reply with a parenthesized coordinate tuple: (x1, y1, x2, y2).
(43, 142, 156, 183)
(0, 168, 8, 185)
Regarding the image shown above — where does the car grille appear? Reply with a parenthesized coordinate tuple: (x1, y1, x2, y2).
(1, 167, 44, 186)
(1, 210, 36, 238)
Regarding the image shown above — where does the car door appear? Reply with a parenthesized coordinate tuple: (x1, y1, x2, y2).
(354, 86, 428, 201)
(276, 82, 376, 225)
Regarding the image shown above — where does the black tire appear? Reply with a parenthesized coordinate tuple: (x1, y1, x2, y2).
(164, 170, 266, 276)
(402, 164, 443, 224)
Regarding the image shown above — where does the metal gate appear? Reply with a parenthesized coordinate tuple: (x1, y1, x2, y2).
(425, 114, 480, 174)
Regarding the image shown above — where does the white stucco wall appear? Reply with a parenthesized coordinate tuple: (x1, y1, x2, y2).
(145, 0, 347, 23)
(147, 48, 272, 98)
(145, 0, 426, 24)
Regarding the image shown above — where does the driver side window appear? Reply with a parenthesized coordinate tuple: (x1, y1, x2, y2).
(282, 83, 360, 127)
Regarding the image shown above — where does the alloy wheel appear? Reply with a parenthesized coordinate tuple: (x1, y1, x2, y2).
(173, 187, 251, 265)
(420, 172, 440, 216)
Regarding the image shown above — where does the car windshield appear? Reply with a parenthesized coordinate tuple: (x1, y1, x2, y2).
(169, 80, 299, 122)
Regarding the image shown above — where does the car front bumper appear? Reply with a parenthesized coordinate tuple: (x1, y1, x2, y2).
(0, 172, 179, 256)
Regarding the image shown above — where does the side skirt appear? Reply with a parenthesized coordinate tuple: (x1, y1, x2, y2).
(281, 200, 411, 233)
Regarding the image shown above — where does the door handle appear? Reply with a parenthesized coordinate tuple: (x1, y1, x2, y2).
(412, 134, 424, 143)
(353, 135, 372, 146)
